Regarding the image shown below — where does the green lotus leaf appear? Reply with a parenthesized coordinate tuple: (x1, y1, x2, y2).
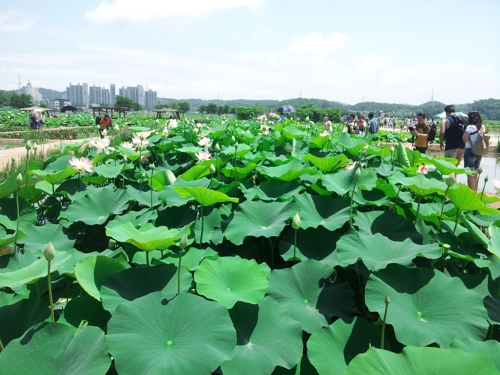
(192, 206, 223, 244)
(174, 186, 238, 206)
(321, 167, 376, 195)
(460, 214, 489, 246)
(0, 251, 72, 289)
(17, 223, 75, 252)
(93, 161, 123, 179)
(74, 255, 127, 301)
(221, 143, 251, 157)
(223, 200, 295, 245)
(447, 183, 498, 215)
(344, 346, 500, 375)
(423, 156, 473, 176)
(222, 161, 257, 180)
(303, 153, 350, 173)
(107, 292, 236, 375)
(178, 163, 211, 181)
(336, 229, 442, 271)
(332, 132, 368, 153)
(294, 193, 350, 231)
(489, 226, 500, 258)
(389, 172, 447, 196)
(63, 185, 130, 225)
(282, 124, 306, 139)
(241, 180, 304, 201)
(257, 158, 316, 182)
(106, 207, 157, 230)
(365, 265, 489, 348)
(267, 259, 337, 333)
(62, 294, 111, 331)
(194, 257, 268, 308)
(355, 210, 423, 243)
(0, 298, 50, 347)
(31, 166, 78, 185)
(221, 297, 303, 375)
(450, 337, 500, 370)
(100, 263, 192, 314)
(308, 317, 388, 375)
(0, 323, 111, 375)
(0, 172, 20, 199)
(125, 185, 160, 207)
(309, 134, 331, 148)
(106, 222, 187, 251)
(0, 233, 17, 251)
(484, 295, 500, 324)
(0, 196, 37, 231)
(119, 146, 140, 160)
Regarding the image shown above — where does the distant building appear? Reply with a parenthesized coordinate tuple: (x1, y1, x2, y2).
(19, 80, 42, 105)
(144, 89, 157, 111)
(110, 84, 116, 105)
(89, 85, 111, 106)
(66, 83, 89, 107)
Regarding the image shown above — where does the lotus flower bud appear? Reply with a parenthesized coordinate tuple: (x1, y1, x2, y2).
(292, 213, 301, 230)
(166, 169, 176, 184)
(390, 146, 395, 153)
(16, 173, 22, 184)
(445, 174, 456, 186)
(477, 167, 483, 175)
(123, 154, 127, 162)
(235, 142, 239, 148)
(485, 175, 489, 183)
(209, 164, 216, 175)
(231, 136, 236, 143)
(305, 116, 309, 121)
(33, 142, 38, 151)
(44, 241, 56, 261)
(25, 140, 32, 150)
(215, 143, 220, 152)
(355, 167, 361, 179)
(179, 235, 188, 250)
(385, 295, 390, 306)
(114, 124, 119, 131)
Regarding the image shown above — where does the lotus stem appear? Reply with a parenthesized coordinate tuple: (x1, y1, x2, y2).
(145, 251, 150, 266)
(14, 187, 20, 252)
(414, 195, 422, 224)
(349, 178, 358, 228)
(0, 338, 4, 352)
(293, 228, 298, 264)
(355, 262, 367, 318)
(150, 168, 154, 207)
(435, 185, 450, 242)
(269, 238, 275, 269)
(453, 209, 461, 235)
(47, 260, 55, 323)
(199, 205, 204, 249)
(381, 295, 390, 349)
(480, 178, 487, 202)
(487, 324, 496, 340)
(178, 235, 188, 295)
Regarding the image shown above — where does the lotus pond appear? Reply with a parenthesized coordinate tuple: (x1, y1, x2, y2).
(0, 118, 499, 375)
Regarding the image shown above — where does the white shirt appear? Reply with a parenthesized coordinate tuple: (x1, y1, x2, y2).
(465, 124, 481, 149)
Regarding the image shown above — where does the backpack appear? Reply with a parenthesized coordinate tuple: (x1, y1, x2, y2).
(427, 123, 437, 142)
(470, 125, 490, 156)
(95, 116, 102, 125)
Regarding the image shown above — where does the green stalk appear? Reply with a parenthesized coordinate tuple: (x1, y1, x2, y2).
(480, 178, 487, 202)
(452, 209, 461, 235)
(150, 168, 154, 207)
(380, 295, 390, 349)
(145, 251, 150, 266)
(199, 205, 205, 249)
(269, 238, 275, 269)
(47, 260, 55, 323)
(0, 338, 4, 352)
(435, 185, 450, 241)
(414, 195, 422, 224)
(349, 178, 358, 228)
(487, 325, 496, 340)
(355, 262, 367, 318)
(293, 228, 298, 264)
(24, 149, 29, 194)
(14, 188, 20, 252)
(177, 248, 183, 295)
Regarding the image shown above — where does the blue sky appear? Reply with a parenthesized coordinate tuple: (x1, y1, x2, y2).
(0, 0, 499, 104)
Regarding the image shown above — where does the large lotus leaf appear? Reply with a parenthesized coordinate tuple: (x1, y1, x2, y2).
(93, 161, 123, 179)
(31, 166, 79, 185)
(62, 294, 111, 331)
(460, 214, 489, 246)
(106, 207, 157, 230)
(294, 193, 350, 231)
(484, 295, 500, 324)
(0, 196, 37, 231)
(221, 143, 251, 157)
(353, 189, 391, 207)
(321, 167, 376, 195)
(0, 251, 72, 289)
(0, 298, 50, 347)
(222, 161, 257, 180)
(223, 200, 295, 245)
(303, 153, 350, 173)
(344, 346, 500, 375)
(194, 257, 268, 308)
(74, 255, 127, 301)
(107, 292, 236, 375)
(63, 185, 130, 225)
(241, 180, 304, 201)
(448, 183, 498, 215)
(267, 259, 336, 333)
(355, 210, 423, 243)
(192, 206, 223, 244)
(282, 124, 306, 139)
(389, 172, 447, 196)
(106, 222, 187, 252)
(336, 229, 441, 271)
(308, 317, 387, 375)
(279, 225, 342, 267)
(257, 159, 316, 182)
(423, 156, 473, 176)
(489, 225, 500, 257)
(178, 163, 211, 181)
(100, 263, 192, 314)
(17, 223, 75, 252)
(450, 337, 500, 370)
(125, 185, 160, 207)
(365, 265, 489, 348)
(0, 323, 111, 375)
(332, 132, 368, 154)
(0, 172, 20, 199)
(221, 297, 303, 375)
(174, 185, 238, 206)
(490, 253, 500, 279)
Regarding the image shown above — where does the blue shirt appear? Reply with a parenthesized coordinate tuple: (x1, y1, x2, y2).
(369, 119, 378, 134)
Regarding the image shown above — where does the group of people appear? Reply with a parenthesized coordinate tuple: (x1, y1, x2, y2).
(29, 111, 45, 130)
(342, 113, 379, 135)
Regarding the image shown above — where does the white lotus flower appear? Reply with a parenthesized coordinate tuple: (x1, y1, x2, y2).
(195, 150, 212, 163)
(69, 156, 93, 176)
(94, 137, 115, 155)
(169, 119, 178, 128)
(132, 135, 149, 150)
(121, 141, 134, 150)
(197, 137, 212, 148)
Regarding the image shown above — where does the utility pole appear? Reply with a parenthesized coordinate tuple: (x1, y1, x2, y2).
(431, 88, 434, 101)
(18, 74, 21, 90)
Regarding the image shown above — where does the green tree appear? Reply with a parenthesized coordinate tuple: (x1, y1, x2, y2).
(9, 93, 33, 109)
(178, 102, 190, 113)
(471, 99, 500, 120)
(114, 95, 134, 108)
(131, 102, 143, 111)
(0, 90, 10, 107)
(198, 105, 207, 115)
(206, 103, 218, 115)
(235, 106, 258, 120)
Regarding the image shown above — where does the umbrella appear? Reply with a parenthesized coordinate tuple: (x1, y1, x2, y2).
(432, 111, 468, 119)
(19, 106, 51, 112)
(277, 105, 295, 114)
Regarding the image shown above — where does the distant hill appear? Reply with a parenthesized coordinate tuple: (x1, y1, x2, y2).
(39, 88, 65, 101)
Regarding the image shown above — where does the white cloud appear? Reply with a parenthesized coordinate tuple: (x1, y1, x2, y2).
(85, 0, 265, 21)
(0, 10, 34, 32)
(287, 32, 349, 54)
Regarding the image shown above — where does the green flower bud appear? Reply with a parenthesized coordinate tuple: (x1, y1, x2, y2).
(209, 164, 216, 174)
(385, 295, 390, 306)
(25, 140, 32, 150)
(355, 166, 361, 179)
(44, 241, 56, 261)
(179, 235, 188, 250)
(292, 213, 301, 230)
(477, 167, 483, 175)
(215, 143, 221, 152)
(485, 175, 489, 183)
(166, 170, 176, 184)
(16, 173, 22, 184)
(445, 174, 456, 186)
(33, 142, 38, 151)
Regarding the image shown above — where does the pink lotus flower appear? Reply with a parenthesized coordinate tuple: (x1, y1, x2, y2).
(140, 153, 151, 164)
(69, 156, 93, 176)
(417, 165, 428, 174)
(493, 179, 500, 194)
(195, 150, 212, 163)
(403, 142, 414, 150)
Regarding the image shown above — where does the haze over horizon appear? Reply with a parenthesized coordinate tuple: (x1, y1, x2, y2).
(1, 0, 499, 106)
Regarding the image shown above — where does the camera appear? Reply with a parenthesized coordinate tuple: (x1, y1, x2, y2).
(408, 126, 416, 132)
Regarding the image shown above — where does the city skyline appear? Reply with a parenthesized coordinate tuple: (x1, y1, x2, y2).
(1, 1, 499, 105)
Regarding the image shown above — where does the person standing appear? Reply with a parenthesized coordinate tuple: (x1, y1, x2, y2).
(411, 113, 430, 154)
(368, 112, 378, 134)
(30, 111, 38, 130)
(439, 105, 465, 164)
(323, 117, 332, 132)
(404, 116, 412, 130)
(462, 111, 485, 191)
(346, 114, 357, 134)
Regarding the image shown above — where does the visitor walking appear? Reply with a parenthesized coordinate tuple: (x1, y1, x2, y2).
(439, 105, 465, 165)
(411, 113, 430, 154)
(463, 111, 485, 191)
(368, 112, 378, 134)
